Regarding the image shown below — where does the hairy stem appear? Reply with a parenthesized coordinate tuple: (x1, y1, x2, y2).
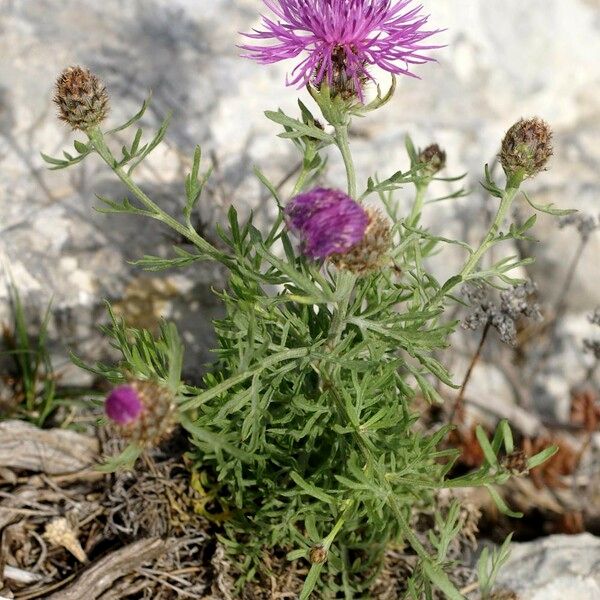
(334, 124, 357, 199)
(407, 182, 428, 227)
(430, 185, 520, 306)
(88, 127, 225, 263)
(460, 186, 519, 280)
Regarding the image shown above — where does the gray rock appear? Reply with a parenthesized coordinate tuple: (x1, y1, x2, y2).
(496, 533, 600, 600)
(0, 0, 599, 389)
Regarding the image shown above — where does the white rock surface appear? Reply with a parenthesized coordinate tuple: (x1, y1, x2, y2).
(496, 534, 600, 600)
(0, 0, 599, 385)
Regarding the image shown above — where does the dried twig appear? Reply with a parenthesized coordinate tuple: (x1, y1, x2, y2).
(45, 538, 167, 600)
(0, 421, 98, 474)
(449, 322, 491, 424)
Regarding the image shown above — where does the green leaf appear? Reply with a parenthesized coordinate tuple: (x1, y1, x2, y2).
(527, 445, 558, 469)
(421, 560, 465, 600)
(299, 564, 325, 600)
(522, 191, 576, 216)
(127, 111, 172, 175)
(106, 93, 152, 134)
(97, 444, 143, 472)
(290, 472, 335, 503)
(476, 425, 498, 467)
(265, 109, 335, 143)
(484, 484, 523, 518)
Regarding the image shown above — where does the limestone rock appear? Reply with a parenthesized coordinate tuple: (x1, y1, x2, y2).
(496, 533, 600, 600)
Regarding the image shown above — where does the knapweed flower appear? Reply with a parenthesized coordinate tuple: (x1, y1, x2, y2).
(285, 188, 368, 259)
(104, 380, 176, 447)
(500, 117, 553, 183)
(105, 385, 143, 425)
(242, 0, 441, 100)
(331, 207, 392, 275)
(54, 66, 109, 130)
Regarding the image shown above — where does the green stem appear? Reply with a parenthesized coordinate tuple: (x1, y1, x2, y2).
(291, 165, 310, 196)
(300, 499, 354, 600)
(459, 186, 519, 280)
(407, 182, 428, 227)
(327, 271, 357, 349)
(88, 127, 224, 262)
(430, 185, 520, 306)
(335, 124, 357, 199)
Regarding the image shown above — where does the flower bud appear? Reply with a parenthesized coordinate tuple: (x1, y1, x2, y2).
(331, 208, 392, 276)
(500, 117, 553, 184)
(104, 380, 176, 447)
(501, 450, 529, 476)
(54, 66, 109, 130)
(418, 143, 446, 177)
(309, 544, 328, 565)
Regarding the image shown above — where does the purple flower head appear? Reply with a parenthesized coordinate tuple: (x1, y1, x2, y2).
(241, 0, 442, 99)
(285, 188, 368, 259)
(105, 385, 143, 425)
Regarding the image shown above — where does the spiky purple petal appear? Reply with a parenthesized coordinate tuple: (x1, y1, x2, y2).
(105, 385, 143, 425)
(285, 188, 368, 259)
(241, 0, 442, 96)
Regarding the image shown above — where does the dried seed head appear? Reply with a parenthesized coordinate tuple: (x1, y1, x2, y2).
(458, 501, 481, 549)
(44, 517, 88, 563)
(418, 143, 446, 177)
(501, 450, 529, 476)
(500, 117, 553, 184)
(54, 66, 109, 130)
(104, 380, 177, 447)
(330, 208, 392, 276)
(309, 544, 328, 565)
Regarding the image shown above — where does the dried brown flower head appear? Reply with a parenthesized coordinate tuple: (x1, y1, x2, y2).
(418, 143, 446, 177)
(309, 544, 328, 565)
(501, 450, 529, 476)
(331, 207, 392, 275)
(500, 117, 553, 184)
(54, 66, 109, 130)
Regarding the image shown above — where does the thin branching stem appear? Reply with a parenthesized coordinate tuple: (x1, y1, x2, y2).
(449, 322, 491, 424)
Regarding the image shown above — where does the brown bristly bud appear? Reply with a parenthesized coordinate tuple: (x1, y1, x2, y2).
(500, 117, 553, 184)
(54, 66, 109, 130)
(330, 208, 392, 276)
(501, 450, 529, 476)
(418, 143, 446, 177)
(309, 544, 328, 565)
(107, 379, 177, 447)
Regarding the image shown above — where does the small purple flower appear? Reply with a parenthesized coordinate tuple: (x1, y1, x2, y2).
(241, 0, 441, 99)
(105, 385, 143, 425)
(285, 188, 368, 259)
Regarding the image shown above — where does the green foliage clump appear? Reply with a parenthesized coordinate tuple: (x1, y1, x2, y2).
(45, 70, 564, 598)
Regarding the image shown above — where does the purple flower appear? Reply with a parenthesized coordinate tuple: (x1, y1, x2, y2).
(285, 188, 368, 259)
(241, 0, 441, 99)
(105, 385, 143, 425)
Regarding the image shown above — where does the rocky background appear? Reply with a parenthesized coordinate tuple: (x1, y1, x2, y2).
(0, 1, 599, 595)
